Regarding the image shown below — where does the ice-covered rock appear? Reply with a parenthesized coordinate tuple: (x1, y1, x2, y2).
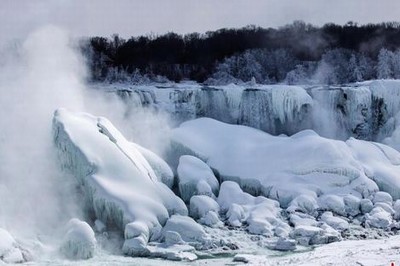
(162, 215, 208, 244)
(177, 155, 219, 202)
(273, 237, 297, 251)
(226, 203, 246, 227)
(343, 194, 361, 217)
(287, 194, 319, 216)
(320, 212, 349, 231)
(360, 198, 374, 214)
(53, 109, 187, 256)
(318, 195, 346, 216)
(0, 228, 25, 263)
(189, 195, 220, 220)
(60, 218, 96, 260)
(373, 191, 393, 204)
(365, 207, 393, 229)
(199, 211, 223, 228)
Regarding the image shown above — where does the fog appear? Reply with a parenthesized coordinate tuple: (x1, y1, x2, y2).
(0, 25, 172, 250)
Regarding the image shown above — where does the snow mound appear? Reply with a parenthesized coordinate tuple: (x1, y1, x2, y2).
(60, 218, 96, 260)
(52, 109, 187, 256)
(177, 155, 219, 202)
(171, 118, 389, 207)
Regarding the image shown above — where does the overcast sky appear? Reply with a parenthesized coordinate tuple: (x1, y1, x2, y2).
(1, 0, 400, 39)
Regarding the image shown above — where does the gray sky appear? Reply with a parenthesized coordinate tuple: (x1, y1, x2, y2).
(1, 0, 400, 39)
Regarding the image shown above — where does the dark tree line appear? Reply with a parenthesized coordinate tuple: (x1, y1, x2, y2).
(81, 21, 400, 84)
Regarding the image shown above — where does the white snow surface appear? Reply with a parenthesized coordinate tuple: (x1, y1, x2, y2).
(52, 109, 187, 254)
(171, 118, 400, 207)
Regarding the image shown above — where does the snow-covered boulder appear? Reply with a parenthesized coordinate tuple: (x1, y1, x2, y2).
(394, 200, 400, 220)
(60, 218, 96, 260)
(320, 212, 349, 231)
(318, 195, 346, 216)
(189, 195, 220, 220)
(177, 155, 219, 202)
(360, 199, 374, 214)
(162, 215, 208, 244)
(0, 228, 25, 263)
(287, 194, 319, 216)
(343, 194, 361, 217)
(365, 207, 393, 229)
(226, 203, 246, 227)
(171, 118, 384, 208)
(53, 109, 187, 256)
(189, 195, 222, 227)
(373, 191, 393, 205)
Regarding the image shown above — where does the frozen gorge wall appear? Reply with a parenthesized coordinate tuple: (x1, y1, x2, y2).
(93, 80, 400, 141)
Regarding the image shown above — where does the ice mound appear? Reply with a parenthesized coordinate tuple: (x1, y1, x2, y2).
(0, 228, 26, 263)
(60, 218, 96, 260)
(177, 155, 219, 202)
(52, 109, 187, 256)
(171, 117, 400, 205)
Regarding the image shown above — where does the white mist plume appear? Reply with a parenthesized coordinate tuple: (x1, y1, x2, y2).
(0, 25, 173, 248)
(0, 26, 87, 240)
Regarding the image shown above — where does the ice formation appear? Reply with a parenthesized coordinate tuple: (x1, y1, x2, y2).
(52, 108, 187, 256)
(60, 218, 96, 260)
(177, 155, 219, 202)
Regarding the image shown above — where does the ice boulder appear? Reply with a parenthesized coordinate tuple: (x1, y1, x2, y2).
(0, 228, 25, 263)
(162, 215, 208, 244)
(365, 207, 393, 229)
(177, 155, 219, 202)
(318, 195, 346, 216)
(287, 194, 319, 216)
(60, 218, 96, 260)
(190, 195, 220, 219)
(373, 191, 393, 205)
(320, 212, 349, 231)
(53, 109, 187, 255)
(343, 194, 361, 217)
(360, 199, 374, 214)
(189, 195, 221, 227)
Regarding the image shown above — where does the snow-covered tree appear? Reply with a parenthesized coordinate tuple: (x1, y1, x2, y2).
(377, 48, 393, 79)
(347, 54, 363, 82)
